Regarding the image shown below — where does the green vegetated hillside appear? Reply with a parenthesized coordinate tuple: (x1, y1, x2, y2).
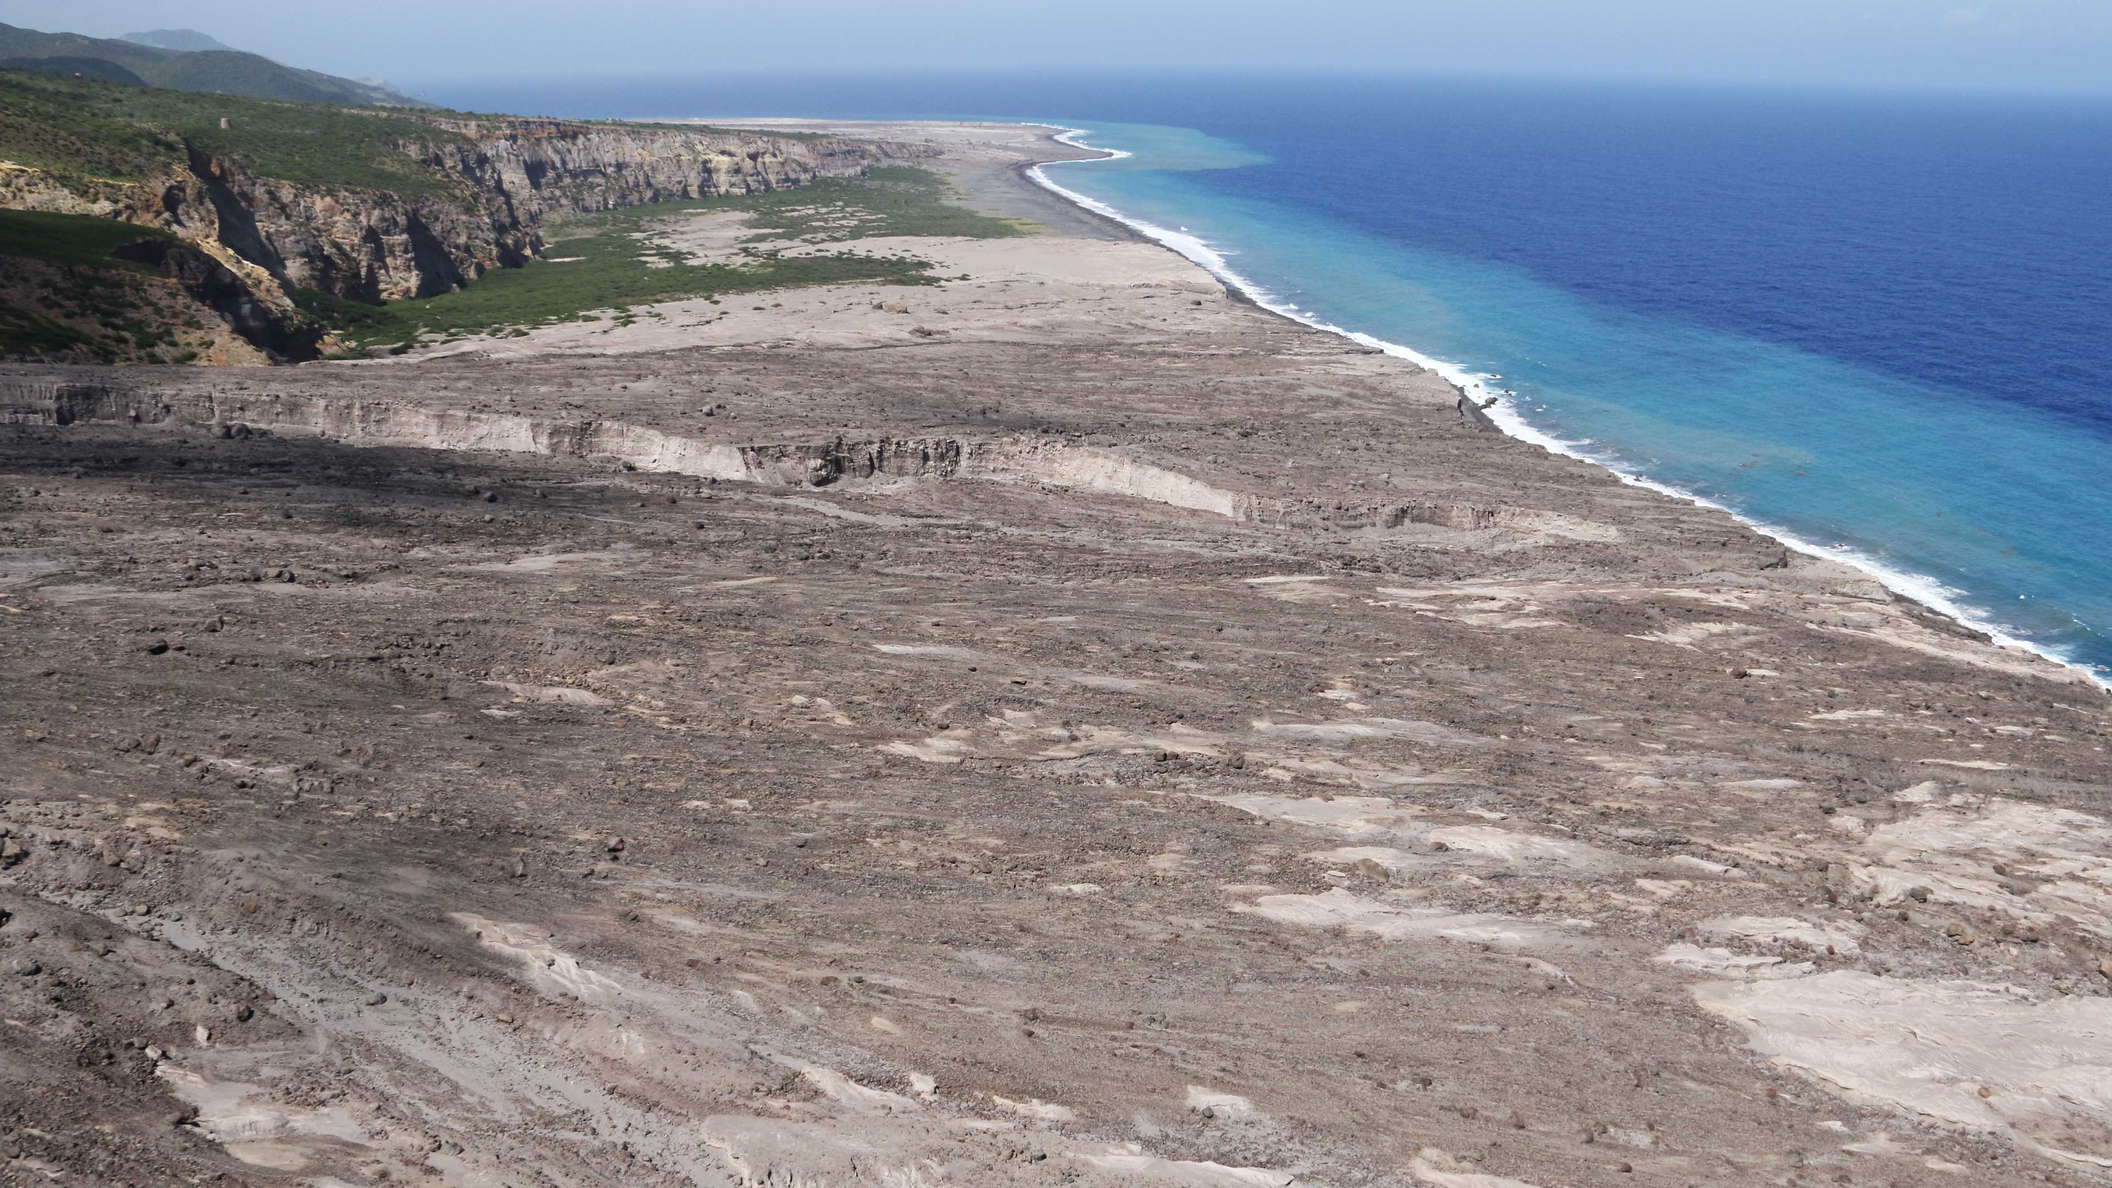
(0, 21, 425, 106)
(0, 207, 173, 266)
(0, 68, 467, 198)
(1, 56, 147, 86)
(0, 209, 243, 364)
(121, 30, 237, 53)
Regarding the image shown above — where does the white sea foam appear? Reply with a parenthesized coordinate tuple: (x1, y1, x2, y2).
(1021, 123, 2106, 690)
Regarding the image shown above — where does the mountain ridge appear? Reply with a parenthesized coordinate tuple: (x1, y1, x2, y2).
(0, 21, 426, 107)
(120, 29, 236, 53)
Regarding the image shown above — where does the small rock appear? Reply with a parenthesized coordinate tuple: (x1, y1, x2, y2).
(366, 992, 388, 1006)
(144, 640, 171, 656)
(606, 837, 626, 854)
(1944, 921, 1976, 945)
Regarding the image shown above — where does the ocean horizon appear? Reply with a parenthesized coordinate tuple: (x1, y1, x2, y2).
(424, 71, 2112, 682)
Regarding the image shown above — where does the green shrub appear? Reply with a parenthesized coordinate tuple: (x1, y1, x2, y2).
(0, 208, 173, 268)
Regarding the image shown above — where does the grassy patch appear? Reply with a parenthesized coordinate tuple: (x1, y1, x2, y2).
(0, 207, 173, 269)
(719, 166, 1028, 242)
(0, 251, 202, 365)
(0, 297, 104, 360)
(311, 167, 1013, 352)
(0, 211, 223, 364)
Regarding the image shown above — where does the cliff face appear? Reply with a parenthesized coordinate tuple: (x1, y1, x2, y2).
(1, 117, 923, 359)
(419, 119, 910, 216)
(143, 120, 920, 306)
(140, 146, 534, 304)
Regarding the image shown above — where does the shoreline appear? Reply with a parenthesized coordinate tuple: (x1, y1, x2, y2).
(1016, 121, 2109, 692)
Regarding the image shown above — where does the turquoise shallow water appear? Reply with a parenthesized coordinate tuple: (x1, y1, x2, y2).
(1029, 119, 2112, 682)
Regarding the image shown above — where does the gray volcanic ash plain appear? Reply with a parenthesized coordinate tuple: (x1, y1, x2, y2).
(3, 122, 2111, 1187)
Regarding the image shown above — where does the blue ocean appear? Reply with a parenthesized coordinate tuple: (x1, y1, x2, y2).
(423, 72, 2112, 680)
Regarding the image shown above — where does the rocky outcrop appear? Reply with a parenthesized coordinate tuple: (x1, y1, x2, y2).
(738, 437, 969, 486)
(415, 118, 912, 220)
(108, 237, 326, 359)
(139, 146, 533, 304)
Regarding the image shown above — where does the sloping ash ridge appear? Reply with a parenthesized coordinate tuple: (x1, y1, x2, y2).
(7, 380, 1647, 541)
(5, 380, 1246, 516)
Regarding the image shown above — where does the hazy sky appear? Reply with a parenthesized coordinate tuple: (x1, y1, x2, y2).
(12, 0, 2111, 94)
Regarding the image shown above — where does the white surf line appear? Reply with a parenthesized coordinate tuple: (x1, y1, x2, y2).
(1019, 122, 2108, 692)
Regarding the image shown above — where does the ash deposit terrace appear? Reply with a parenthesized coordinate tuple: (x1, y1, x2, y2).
(1, 120, 2110, 1187)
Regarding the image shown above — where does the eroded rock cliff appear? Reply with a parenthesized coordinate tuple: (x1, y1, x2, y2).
(149, 119, 918, 305)
(2, 115, 922, 359)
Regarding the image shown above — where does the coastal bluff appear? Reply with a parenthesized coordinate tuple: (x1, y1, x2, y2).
(0, 98, 924, 358)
